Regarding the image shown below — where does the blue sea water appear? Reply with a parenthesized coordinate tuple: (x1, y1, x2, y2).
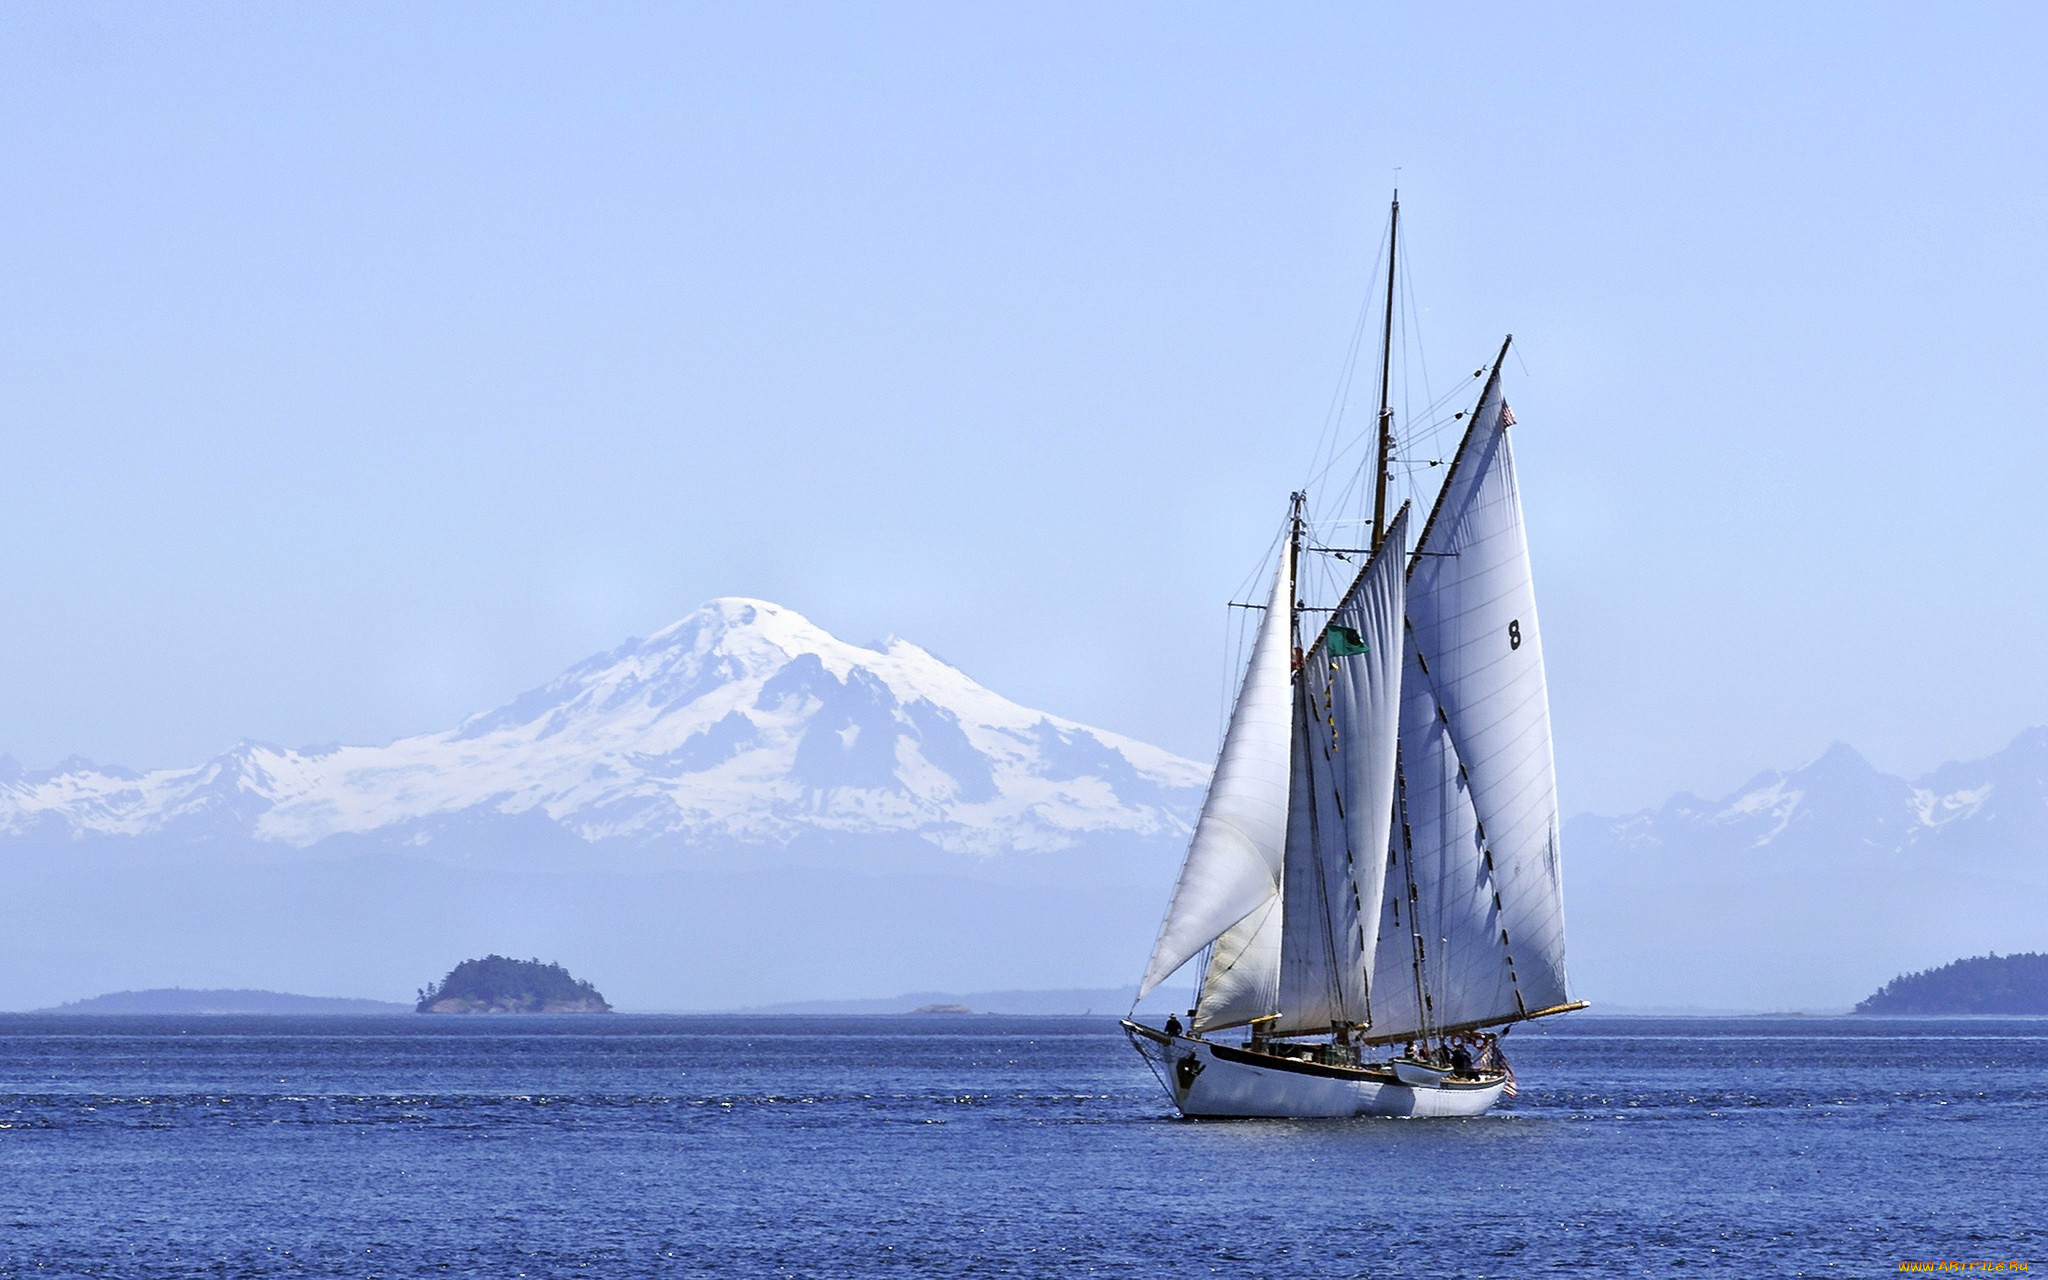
(0, 1014, 2040, 1277)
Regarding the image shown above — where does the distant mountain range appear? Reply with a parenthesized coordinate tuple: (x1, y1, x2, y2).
(4, 598, 2044, 1014)
(1571, 734, 2048, 871)
(1563, 734, 2048, 1011)
(38, 989, 409, 1015)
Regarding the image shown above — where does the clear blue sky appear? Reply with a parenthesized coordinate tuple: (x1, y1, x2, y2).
(4, 3, 2044, 816)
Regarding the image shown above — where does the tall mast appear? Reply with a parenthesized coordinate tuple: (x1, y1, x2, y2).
(1371, 191, 1399, 552)
(1287, 490, 1306, 642)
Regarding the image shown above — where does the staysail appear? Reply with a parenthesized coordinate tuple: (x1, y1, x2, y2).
(1366, 369, 1571, 1043)
(1138, 547, 1297, 1000)
(1194, 893, 1280, 1031)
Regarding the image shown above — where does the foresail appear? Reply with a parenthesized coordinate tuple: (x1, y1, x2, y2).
(1138, 550, 1297, 999)
(1369, 377, 1570, 1041)
(1273, 507, 1408, 1036)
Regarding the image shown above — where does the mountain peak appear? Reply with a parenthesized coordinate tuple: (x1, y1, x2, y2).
(637, 597, 868, 672)
(649, 596, 788, 640)
(3, 596, 1206, 861)
(1797, 741, 1876, 777)
(1999, 725, 2048, 757)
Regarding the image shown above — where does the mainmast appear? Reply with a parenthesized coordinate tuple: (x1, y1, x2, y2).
(1370, 191, 1399, 552)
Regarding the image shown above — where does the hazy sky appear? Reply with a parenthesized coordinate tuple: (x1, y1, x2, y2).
(4, 4, 2045, 816)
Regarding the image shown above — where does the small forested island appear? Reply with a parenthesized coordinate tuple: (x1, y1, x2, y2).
(1854, 952, 2048, 1015)
(415, 956, 612, 1014)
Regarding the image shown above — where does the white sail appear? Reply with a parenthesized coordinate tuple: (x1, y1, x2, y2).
(1138, 550, 1297, 999)
(1368, 379, 1570, 1041)
(1273, 506, 1408, 1035)
(1193, 894, 1280, 1031)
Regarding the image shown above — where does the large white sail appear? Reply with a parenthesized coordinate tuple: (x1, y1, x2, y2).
(1368, 378, 1570, 1041)
(1273, 506, 1408, 1036)
(1138, 550, 1297, 999)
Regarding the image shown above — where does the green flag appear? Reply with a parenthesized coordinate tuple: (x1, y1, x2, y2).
(1326, 625, 1369, 657)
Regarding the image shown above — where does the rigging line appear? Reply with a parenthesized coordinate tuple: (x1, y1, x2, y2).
(1326, 378, 1468, 537)
(1395, 407, 1467, 459)
(1400, 376, 1481, 436)
(1395, 229, 1440, 489)
(1298, 422, 1376, 500)
(1407, 337, 1512, 583)
(1213, 509, 1291, 756)
(1213, 604, 1246, 758)
(1302, 223, 1394, 497)
(1307, 372, 1464, 513)
(1129, 1030, 1175, 1097)
(1227, 511, 1293, 607)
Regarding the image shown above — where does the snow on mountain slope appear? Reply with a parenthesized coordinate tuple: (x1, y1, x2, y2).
(1568, 732, 2048, 868)
(0, 599, 1208, 857)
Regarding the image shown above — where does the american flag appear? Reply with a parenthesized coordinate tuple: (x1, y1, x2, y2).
(1500, 403, 1517, 428)
(1502, 1062, 1519, 1099)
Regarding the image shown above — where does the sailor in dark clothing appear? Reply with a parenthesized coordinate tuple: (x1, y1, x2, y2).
(1163, 1014, 1184, 1039)
(1449, 1038, 1475, 1076)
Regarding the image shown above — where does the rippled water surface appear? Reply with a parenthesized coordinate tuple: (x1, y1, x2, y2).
(1, 1014, 2041, 1276)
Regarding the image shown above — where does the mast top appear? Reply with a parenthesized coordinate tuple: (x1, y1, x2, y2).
(1370, 191, 1399, 552)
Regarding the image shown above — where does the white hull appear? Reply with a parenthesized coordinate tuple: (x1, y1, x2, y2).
(1124, 1022, 1505, 1119)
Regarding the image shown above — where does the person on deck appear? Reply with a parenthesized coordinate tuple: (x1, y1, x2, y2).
(1450, 1037, 1475, 1076)
(1163, 1014, 1183, 1039)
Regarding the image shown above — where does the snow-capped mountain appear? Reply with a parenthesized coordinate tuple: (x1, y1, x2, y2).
(0, 598, 1207, 860)
(1566, 730, 2048, 871)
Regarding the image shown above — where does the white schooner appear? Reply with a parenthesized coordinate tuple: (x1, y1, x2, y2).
(1124, 196, 1585, 1118)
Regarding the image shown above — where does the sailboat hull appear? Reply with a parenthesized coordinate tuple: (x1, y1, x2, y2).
(1124, 1022, 1505, 1119)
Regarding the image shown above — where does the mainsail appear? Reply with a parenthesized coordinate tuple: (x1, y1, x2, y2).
(1365, 371, 1571, 1043)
